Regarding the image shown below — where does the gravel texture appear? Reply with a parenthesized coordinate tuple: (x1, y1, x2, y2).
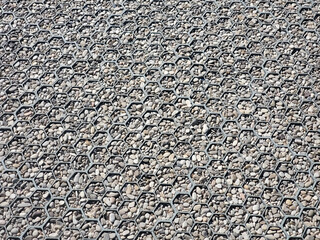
(0, 0, 320, 239)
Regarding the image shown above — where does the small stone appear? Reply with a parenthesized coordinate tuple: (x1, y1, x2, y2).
(202, 124, 208, 134)
(32, 229, 39, 237)
(285, 199, 292, 206)
(252, 204, 259, 211)
(119, 208, 127, 215)
(109, 213, 115, 222)
(182, 221, 188, 228)
(194, 205, 201, 211)
(226, 179, 233, 185)
(305, 195, 312, 201)
(130, 207, 137, 213)
(18, 202, 31, 207)
(265, 235, 276, 240)
(0, 202, 9, 207)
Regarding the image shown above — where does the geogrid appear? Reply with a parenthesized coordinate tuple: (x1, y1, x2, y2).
(0, 0, 320, 239)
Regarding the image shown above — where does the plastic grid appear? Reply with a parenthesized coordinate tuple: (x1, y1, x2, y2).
(0, 0, 320, 239)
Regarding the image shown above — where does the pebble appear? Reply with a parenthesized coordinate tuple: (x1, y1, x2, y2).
(0, 202, 9, 207)
(109, 213, 115, 222)
(305, 195, 312, 201)
(119, 208, 127, 215)
(130, 207, 137, 213)
(194, 205, 201, 211)
(286, 199, 292, 206)
(252, 204, 260, 211)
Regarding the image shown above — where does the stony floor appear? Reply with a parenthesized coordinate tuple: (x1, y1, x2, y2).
(0, 0, 320, 239)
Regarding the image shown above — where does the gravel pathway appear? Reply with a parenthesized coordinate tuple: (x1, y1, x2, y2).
(0, 0, 320, 239)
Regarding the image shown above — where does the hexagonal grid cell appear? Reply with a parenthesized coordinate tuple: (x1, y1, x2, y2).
(1, 0, 320, 239)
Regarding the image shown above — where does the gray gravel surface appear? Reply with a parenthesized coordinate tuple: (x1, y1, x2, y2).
(0, 0, 320, 239)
